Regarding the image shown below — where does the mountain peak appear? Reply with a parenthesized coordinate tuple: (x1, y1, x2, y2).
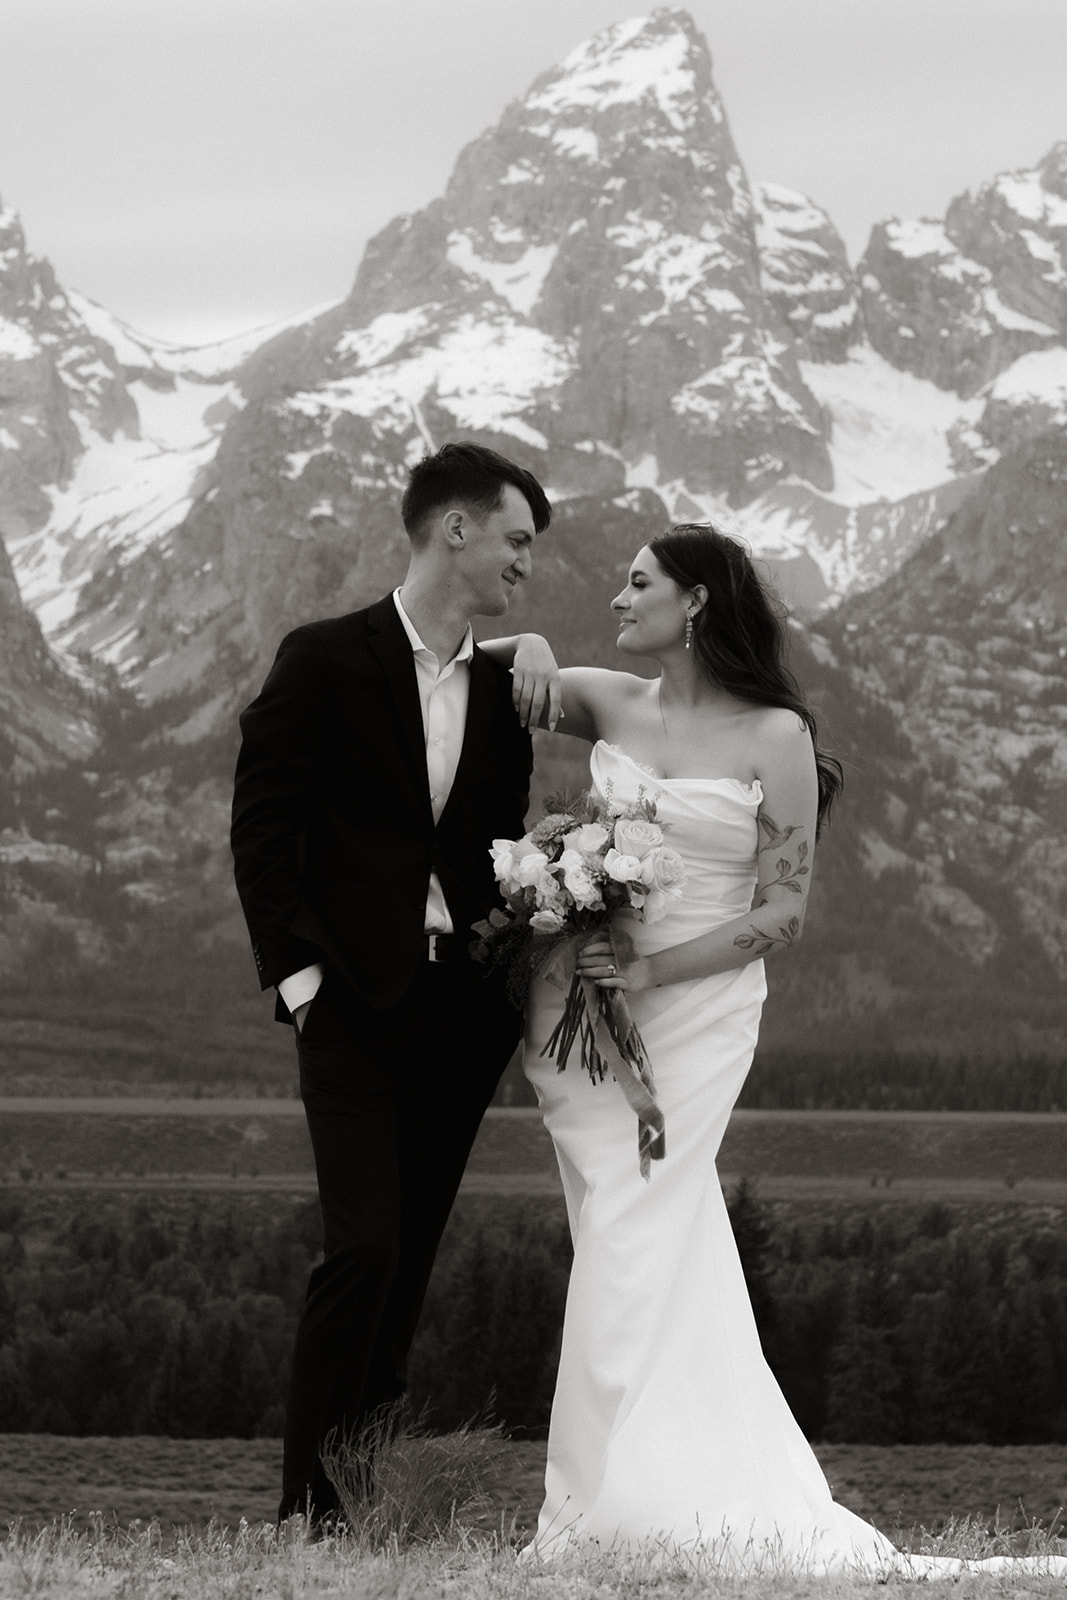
(524, 8, 712, 136)
(1038, 139, 1067, 200)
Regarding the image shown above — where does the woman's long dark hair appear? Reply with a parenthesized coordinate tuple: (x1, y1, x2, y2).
(649, 523, 843, 834)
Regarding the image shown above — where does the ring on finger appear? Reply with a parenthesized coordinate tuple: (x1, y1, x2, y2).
(607, 965, 616, 976)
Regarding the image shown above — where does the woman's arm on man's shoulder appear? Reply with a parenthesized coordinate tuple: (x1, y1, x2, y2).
(478, 633, 641, 741)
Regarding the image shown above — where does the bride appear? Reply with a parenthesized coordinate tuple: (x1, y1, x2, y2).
(490, 522, 1066, 1579)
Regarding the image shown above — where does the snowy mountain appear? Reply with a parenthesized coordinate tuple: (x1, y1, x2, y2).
(3, 10, 1066, 701)
(0, 6, 1065, 1056)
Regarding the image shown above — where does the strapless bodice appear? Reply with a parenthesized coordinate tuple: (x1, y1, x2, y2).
(591, 741, 762, 949)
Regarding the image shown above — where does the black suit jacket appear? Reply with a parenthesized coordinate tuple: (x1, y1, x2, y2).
(231, 595, 532, 1013)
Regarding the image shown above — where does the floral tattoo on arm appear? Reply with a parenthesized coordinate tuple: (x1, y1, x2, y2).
(734, 913, 800, 956)
(735, 815, 810, 956)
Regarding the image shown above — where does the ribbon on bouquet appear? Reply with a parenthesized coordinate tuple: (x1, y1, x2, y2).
(538, 930, 666, 1180)
(587, 977, 666, 1180)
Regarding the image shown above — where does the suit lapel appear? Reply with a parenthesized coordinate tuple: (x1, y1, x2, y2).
(365, 596, 432, 799)
(439, 645, 494, 829)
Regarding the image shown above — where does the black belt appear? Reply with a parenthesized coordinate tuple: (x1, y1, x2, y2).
(425, 933, 471, 964)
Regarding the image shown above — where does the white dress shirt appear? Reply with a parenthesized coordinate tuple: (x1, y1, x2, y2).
(277, 589, 473, 1015)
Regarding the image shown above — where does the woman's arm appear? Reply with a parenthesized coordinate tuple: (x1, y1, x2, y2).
(477, 633, 563, 729)
(580, 708, 819, 991)
(478, 634, 640, 742)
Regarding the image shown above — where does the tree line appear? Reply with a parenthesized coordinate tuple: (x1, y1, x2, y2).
(0, 1189, 1063, 1444)
(736, 1049, 1067, 1112)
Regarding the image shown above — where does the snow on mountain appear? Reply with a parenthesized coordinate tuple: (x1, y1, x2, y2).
(333, 7, 829, 502)
(754, 182, 861, 361)
(796, 348, 983, 505)
(64, 288, 337, 381)
(10, 373, 237, 653)
(0, 192, 336, 669)
(981, 346, 1067, 453)
(2, 8, 1067, 703)
(859, 147, 1067, 397)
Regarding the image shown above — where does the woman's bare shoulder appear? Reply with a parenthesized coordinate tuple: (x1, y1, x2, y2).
(748, 703, 816, 779)
(749, 703, 811, 741)
(556, 668, 651, 741)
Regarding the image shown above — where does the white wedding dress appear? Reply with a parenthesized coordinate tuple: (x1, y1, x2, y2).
(521, 742, 1066, 1579)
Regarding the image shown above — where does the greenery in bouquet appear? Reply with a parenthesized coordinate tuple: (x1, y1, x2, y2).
(472, 790, 685, 1176)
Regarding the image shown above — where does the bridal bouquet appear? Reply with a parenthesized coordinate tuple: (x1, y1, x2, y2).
(473, 790, 685, 1177)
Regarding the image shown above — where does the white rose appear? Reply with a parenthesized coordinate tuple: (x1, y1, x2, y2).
(613, 817, 663, 860)
(530, 906, 566, 933)
(514, 850, 552, 888)
(562, 822, 610, 855)
(642, 889, 668, 924)
(639, 845, 686, 894)
(558, 848, 604, 911)
(490, 837, 523, 890)
(604, 847, 644, 884)
(531, 869, 567, 909)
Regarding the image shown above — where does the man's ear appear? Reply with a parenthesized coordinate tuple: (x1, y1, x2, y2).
(442, 508, 465, 548)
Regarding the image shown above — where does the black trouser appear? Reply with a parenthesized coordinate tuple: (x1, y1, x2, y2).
(279, 957, 519, 1522)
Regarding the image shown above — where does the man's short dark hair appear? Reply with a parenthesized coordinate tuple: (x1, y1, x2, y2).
(400, 441, 552, 544)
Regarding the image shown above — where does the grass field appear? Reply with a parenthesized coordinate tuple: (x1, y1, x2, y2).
(2, 1435, 1065, 1541)
(0, 1102, 1064, 1203)
(1, 1104, 1064, 1589)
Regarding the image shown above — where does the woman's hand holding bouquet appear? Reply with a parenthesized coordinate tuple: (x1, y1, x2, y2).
(473, 791, 685, 1177)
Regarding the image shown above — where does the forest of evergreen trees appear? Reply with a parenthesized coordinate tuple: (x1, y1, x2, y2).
(735, 1049, 1067, 1112)
(0, 1188, 1063, 1445)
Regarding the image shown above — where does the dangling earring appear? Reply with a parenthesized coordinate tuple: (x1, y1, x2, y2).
(684, 612, 693, 650)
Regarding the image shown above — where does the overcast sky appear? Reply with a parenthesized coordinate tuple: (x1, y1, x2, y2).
(3, 0, 1065, 344)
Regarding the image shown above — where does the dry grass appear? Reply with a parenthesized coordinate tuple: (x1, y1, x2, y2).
(1, 1515, 1066, 1600)
(320, 1407, 516, 1546)
(3, 1420, 1065, 1599)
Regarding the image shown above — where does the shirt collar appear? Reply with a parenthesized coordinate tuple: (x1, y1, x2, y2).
(392, 588, 474, 666)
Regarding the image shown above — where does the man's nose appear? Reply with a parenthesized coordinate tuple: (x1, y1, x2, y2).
(514, 549, 532, 580)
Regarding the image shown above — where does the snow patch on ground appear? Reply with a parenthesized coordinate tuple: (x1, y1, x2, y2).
(446, 235, 557, 317)
(799, 348, 982, 504)
(990, 347, 1067, 414)
(289, 313, 573, 451)
(0, 319, 39, 360)
(886, 220, 955, 259)
(336, 309, 432, 367)
(754, 184, 835, 252)
(995, 172, 1067, 230)
(982, 289, 1057, 337)
(8, 375, 237, 636)
(552, 127, 599, 162)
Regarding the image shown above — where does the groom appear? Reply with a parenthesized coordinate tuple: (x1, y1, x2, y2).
(230, 441, 552, 1523)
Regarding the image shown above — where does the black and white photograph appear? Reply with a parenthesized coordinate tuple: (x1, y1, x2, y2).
(0, 1, 1065, 1593)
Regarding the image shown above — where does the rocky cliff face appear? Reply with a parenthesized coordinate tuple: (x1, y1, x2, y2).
(0, 534, 92, 776)
(754, 183, 861, 363)
(858, 146, 1067, 397)
(827, 428, 1067, 986)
